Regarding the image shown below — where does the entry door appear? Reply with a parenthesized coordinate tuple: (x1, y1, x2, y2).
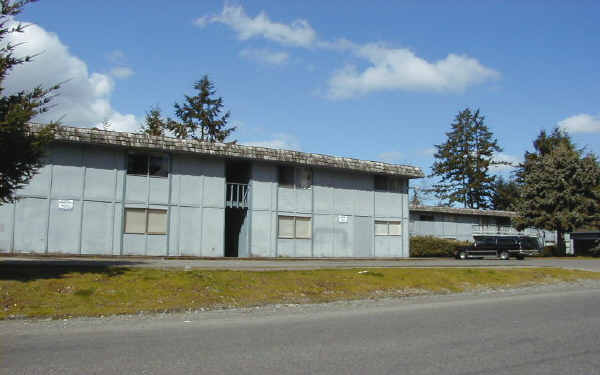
(354, 216, 372, 257)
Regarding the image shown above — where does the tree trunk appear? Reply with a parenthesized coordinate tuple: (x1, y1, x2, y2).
(556, 229, 566, 256)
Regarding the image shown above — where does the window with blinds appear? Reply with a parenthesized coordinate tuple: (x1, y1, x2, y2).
(375, 220, 402, 236)
(278, 216, 312, 239)
(124, 208, 168, 235)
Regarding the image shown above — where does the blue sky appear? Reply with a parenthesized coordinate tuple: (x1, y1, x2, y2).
(7, 1, 600, 181)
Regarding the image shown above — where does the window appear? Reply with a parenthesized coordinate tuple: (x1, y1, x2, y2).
(278, 216, 312, 239)
(375, 221, 402, 236)
(374, 175, 388, 191)
(419, 215, 435, 222)
(522, 237, 540, 250)
(374, 175, 404, 192)
(127, 154, 147, 176)
(124, 208, 168, 234)
(127, 153, 168, 177)
(295, 217, 312, 239)
(278, 166, 312, 189)
(278, 216, 295, 238)
(124, 208, 146, 234)
(278, 166, 295, 188)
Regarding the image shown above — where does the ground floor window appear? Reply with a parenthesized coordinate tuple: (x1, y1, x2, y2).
(278, 215, 312, 239)
(375, 220, 402, 236)
(124, 208, 168, 234)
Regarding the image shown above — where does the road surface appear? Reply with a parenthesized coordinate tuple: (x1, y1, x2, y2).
(2, 286, 600, 374)
(3, 256, 600, 272)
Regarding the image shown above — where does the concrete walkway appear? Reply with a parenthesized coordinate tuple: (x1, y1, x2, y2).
(2, 255, 600, 272)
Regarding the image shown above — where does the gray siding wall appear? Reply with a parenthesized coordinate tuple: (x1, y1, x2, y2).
(409, 213, 557, 244)
(409, 213, 478, 242)
(0, 144, 226, 256)
(1, 142, 412, 257)
(248, 163, 409, 257)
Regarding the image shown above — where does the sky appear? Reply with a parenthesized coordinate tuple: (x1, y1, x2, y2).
(5, 1, 600, 184)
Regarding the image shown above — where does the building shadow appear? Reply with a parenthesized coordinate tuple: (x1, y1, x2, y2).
(0, 259, 142, 281)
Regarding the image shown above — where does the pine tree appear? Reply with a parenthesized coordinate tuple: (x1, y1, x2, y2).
(0, 0, 59, 204)
(170, 76, 235, 142)
(409, 187, 422, 206)
(490, 176, 520, 211)
(140, 106, 167, 137)
(514, 128, 600, 252)
(430, 108, 503, 209)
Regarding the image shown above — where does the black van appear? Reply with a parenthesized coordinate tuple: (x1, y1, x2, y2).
(455, 235, 542, 260)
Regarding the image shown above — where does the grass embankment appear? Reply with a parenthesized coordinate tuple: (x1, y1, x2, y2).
(1, 265, 599, 319)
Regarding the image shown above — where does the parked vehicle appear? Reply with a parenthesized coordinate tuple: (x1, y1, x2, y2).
(455, 235, 541, 260)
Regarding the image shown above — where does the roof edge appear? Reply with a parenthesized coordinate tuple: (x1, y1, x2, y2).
(32, 124, 425, 178)
(409, 204, 517, 218)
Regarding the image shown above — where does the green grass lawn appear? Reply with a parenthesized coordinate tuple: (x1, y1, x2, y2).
(1, 265, 599, 319)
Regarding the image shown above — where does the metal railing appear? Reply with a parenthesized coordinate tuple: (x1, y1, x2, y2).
(226, 183, 249, 209)
(472, 225, 518, 235)
(472, 225, 543, 237)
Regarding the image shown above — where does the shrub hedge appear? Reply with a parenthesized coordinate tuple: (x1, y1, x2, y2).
(410, 236, 471, 258)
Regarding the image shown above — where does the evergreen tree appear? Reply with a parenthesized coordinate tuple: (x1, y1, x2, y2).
(140, 106, 167, 137)
(0, 0, 58, 204)
(429, 108, 503, 209)
(170, 76, 235, 142)
(514, 128, 600, 252)
(409, 187, 422, 206)
(490, 176, 520, 211)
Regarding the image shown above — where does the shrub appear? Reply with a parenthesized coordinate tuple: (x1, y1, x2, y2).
(410, 236, 471, 258)
(589, 241, 600, 258)
(540, 245, 558, 257)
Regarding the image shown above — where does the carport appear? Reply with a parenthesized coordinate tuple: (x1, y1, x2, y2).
(571, 231, 600, 255)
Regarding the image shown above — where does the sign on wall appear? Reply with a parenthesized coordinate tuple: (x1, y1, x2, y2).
(338, 215, 348, 223)
(57, 199, 74, 210)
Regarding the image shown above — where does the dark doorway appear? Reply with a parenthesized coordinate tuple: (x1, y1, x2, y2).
(225, 208, 247, 257)
(226, 162, 250, 183)
(225, 161, 250, 257)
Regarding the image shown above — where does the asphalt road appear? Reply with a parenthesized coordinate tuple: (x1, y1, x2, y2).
(2, 287, 600, 374)
(3, 256, 600, 272)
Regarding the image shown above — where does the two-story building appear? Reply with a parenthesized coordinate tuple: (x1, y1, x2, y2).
(0, 126, 424, 257)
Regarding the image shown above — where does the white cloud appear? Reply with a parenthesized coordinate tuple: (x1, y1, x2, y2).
(239, 48, 289, 65)
(378, 151, 404, 163)
(3, 20, 139, 132)
(241, 133, 301, 150)
(196, 5, 499, 99)
(110, 66, 134, 79)
(195, 5, 316, 47)
(558, 113, 600, 134)
(327, 43, 500, 99)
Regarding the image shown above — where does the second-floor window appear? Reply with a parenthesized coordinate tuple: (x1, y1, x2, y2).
(127, 153, 168, 177)
(374, 175, 404, 192)
(278, 166, 312, 189)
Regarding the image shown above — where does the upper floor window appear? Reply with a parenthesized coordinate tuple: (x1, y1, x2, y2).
(127, 153, 168, 177)
(278, 166, 312, 189)
(419, 214, 435, 222)
(374, 175, 404, 192)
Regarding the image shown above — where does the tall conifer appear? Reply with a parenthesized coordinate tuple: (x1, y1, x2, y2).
(430, 109, 502, 209)
(0, 0, 59, 203)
